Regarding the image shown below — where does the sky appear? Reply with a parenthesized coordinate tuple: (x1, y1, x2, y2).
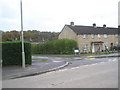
(0, 0, 119, 32)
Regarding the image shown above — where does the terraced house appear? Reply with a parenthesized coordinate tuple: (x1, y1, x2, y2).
(58, 22, 118, 53)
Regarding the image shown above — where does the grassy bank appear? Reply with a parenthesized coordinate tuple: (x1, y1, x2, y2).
(32, 58, 48, 61)
(32, 51, 118, 57)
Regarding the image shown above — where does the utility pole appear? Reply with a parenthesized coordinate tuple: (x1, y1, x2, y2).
(20, 0, 25, 68)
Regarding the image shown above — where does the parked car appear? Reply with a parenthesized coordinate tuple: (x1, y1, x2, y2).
(112, 45, 120, 50)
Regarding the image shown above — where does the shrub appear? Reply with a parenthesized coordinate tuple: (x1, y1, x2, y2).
(2, 41, 31, 66)
(32, 39, 78, 54)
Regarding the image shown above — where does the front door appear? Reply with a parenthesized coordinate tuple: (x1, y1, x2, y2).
(92, 43, 103, 53)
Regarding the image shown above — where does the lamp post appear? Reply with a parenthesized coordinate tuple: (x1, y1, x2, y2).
(20, 0, 25, 68)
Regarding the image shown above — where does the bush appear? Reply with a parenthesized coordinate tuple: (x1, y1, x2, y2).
(2, 41, 31, 66)
(32, 39, 78, 54)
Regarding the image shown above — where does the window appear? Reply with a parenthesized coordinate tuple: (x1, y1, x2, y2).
(115, 34, 118, 38)
(115, 42, 118, 45)
(104, 34, 107, 38)
(98, 34, 100, 38)
(84, 44, 88, 50)
(91, 34, 94, 38)
(83, 34, 87, 38)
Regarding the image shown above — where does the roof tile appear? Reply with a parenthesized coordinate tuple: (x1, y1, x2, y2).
(67, 25, 118, 34)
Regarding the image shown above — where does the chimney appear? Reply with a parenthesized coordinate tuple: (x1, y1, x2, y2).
(93, 23, 96, 28)
(70, 22, 74, 26)
(103, 24, 106, 28)
(118, 25, 120, 29)
(118, 25, 120, 35)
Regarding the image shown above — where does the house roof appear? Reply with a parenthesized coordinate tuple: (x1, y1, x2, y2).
(66, 25, 118, 35)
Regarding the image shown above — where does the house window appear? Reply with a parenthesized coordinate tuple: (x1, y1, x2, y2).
(84, 44, 88, 50)
(83, 34, 87, 39)
(115, 34, 118, 38)
(91, 34, 94, 38)
(104, 34, 107, 38)
(98, 34, 100, 38)
(115, 42, 118, 45)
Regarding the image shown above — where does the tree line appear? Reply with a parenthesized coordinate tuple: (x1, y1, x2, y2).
(2, 30, 59, 42)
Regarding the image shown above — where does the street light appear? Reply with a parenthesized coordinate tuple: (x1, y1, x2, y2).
(20, 0, 25, 68)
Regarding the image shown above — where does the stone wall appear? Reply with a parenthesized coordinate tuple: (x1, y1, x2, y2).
(77, 34, 118, 52)
(58, 25, 77, 41)
(59, 26, 118, 53)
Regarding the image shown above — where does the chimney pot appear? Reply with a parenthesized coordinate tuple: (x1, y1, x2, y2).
(70, 22, 74, 26)
(118, 25, 120, 29)
(93, 23, 96, 28)
(103, 24, 106, 28)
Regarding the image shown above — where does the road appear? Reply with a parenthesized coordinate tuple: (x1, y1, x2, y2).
(32, 54, 118, 69)
(3, 58, 118, 88)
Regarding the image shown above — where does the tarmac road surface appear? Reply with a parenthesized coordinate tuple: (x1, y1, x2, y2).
(3, 60, 118, 88)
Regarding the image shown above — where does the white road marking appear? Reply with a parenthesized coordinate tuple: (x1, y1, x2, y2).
(58, 69, 68, 72)
(47, 58, 118, 73)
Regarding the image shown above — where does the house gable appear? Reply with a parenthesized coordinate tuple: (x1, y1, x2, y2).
(58, 25, 77, 41)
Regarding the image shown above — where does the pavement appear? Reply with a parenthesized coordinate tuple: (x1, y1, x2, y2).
(86, 52, 119, 58)
(2, 52, 119, 80)
(2, 60, 68, 80)
(2, 60, 69, 80)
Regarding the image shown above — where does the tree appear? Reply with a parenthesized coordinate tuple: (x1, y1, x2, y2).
(2, 30, 59, 42)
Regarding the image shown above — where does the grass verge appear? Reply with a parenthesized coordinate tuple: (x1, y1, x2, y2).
(32, 58, 48, 61)
(32, 51, 117, 57)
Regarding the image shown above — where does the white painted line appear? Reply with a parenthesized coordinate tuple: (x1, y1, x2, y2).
(58, 69, 67, 72)
(91, 63, 98, 65)
(100, 62, 105, 64)
(74, 67, 80, 69)
(84, 65, 89, 67)
(71, 67, 80, 70)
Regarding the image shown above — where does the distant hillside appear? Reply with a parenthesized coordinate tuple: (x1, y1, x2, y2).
(2, 30, 59, 42)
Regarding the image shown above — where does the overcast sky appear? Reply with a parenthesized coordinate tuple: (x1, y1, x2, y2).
(0, 0, 119, 32)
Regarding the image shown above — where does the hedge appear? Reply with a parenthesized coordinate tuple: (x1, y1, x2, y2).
(32, 39, 78, 54)
(2, 41, 31, 66)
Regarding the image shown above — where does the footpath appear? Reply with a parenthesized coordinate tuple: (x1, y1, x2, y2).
(2, 53, 119, 80)
(2, 60, 68, 80)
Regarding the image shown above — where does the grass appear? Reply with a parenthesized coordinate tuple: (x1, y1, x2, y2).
(32, 51, 118, 57)
(32, 54, 89, 57)
(32, 58, 48, 61)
